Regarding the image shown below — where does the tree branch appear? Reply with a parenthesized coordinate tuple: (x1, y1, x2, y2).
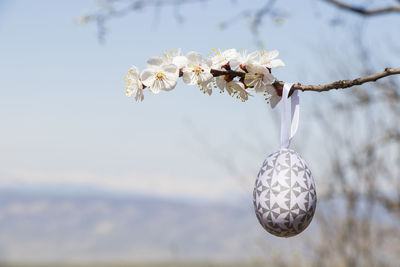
(324, 0, 400, 16)
(79, 0, 207, 43)
(210, 67, 400, 96)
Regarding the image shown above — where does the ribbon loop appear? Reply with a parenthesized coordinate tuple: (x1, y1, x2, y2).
(280, 83, 300, 149)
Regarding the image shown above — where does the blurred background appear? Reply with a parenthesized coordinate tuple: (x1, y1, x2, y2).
(0, 0, 399, 266)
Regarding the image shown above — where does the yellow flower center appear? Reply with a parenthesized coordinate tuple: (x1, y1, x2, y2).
(193, 65, 203, 74)
(155, 72, 166, 80)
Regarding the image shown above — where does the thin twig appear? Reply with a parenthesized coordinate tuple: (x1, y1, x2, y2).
(210, 67, 400, 95)
(79, 0, 207, 42)
(324, 0, 400, 16)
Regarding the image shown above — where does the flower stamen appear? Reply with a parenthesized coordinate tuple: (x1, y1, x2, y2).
(193, 65, 203, 74)
(155, 72, 166, 80)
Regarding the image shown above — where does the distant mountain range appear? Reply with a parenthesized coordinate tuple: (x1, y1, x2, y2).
(0, 188, 312, 263)
(3, 186, 398, 265)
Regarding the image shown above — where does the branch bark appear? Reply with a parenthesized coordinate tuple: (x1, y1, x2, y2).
(210, 67, 400, 96)
(324, 0, 400, 16)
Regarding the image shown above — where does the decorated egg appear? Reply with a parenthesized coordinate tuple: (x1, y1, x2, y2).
(253, 148, 317, 237)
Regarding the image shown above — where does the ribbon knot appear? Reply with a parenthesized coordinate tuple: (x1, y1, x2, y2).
(280, 83, 300, 149)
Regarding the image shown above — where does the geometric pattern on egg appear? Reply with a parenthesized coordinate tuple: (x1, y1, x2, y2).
(253, 149, 317, 238)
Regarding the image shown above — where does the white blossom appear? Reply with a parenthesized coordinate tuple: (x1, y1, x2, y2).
(201, 81, 213, 95)
(125, 65, 144, 102)
(173, 48, 188, 69)
(259, 49, 285, 68)
(182, 51, 213, 85)
(230, 50, 259, 70)
(266, 86, 281, 108)
(162, 48, 188, 69)
(216, 76, 227, 92)
(134, 88, 144, 102)
(227, 81, 252, 101)
(211, 48, 239, 70)
(244, 64, 275, 93)
(140, 57, 179, 93)
(125, 47, 285, 105)
(216, 76, 238, 95)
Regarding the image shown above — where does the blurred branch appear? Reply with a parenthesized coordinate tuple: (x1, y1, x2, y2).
(374, 194, 400, 214)
(211, 67, 400, 95)
(250, 0, 277, 45)
(79, 0, 207, 42)
(324, 0, 400, 16)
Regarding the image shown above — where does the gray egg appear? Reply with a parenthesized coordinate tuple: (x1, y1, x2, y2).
(253, 149, 317, 237)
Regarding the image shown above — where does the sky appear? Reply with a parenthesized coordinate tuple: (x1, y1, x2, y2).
(0, 0, 399, 203)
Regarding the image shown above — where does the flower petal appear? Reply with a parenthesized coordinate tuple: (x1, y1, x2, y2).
(198, 72, 213, 83)
(203, 58, 212, 68)
(247, 63, 266, 75)
(211, 55, 225, 68)
(175, 48, 183, 56)
(182, 71, 196, 85)
(135, 89, 144, 102)
(267, 59, 285, 68)
(263, 72, 275, 84)
(270, 95, 281, 108)
(264, 50, 279, 60)
(239, 91, 247, 100)
(172, 56, 188, 68)
(162, 64, 178, 74)
(254, 81, 267, 93)
(150, 79, 163, 94)
(201, 81, 213, 95)
(216, 76, 226, 90)
(223, 48, 238, 58)
(229, 60, 240, 70)
(230, 81, 245, 91)
(129, 65, 140, 78)
(229, 81, 250, 101)
(248, 51, 259, 61)
(163, 75, 178, 91)
(186, 51, 202, 64)
(126, 87, 134, 97)
(266, 85, 280, 108)
(226, 82, 234, 95)
(140, 69, 155, 86)
(147, 56, 163, 67)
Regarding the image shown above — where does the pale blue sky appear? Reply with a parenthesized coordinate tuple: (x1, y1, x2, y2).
(0, 0, 398, 202)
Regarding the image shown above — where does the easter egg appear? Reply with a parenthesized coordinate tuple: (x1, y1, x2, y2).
(253, 148, 317, 237)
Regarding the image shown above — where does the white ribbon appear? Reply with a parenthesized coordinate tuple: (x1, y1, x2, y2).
(280, 83, 300, 149)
